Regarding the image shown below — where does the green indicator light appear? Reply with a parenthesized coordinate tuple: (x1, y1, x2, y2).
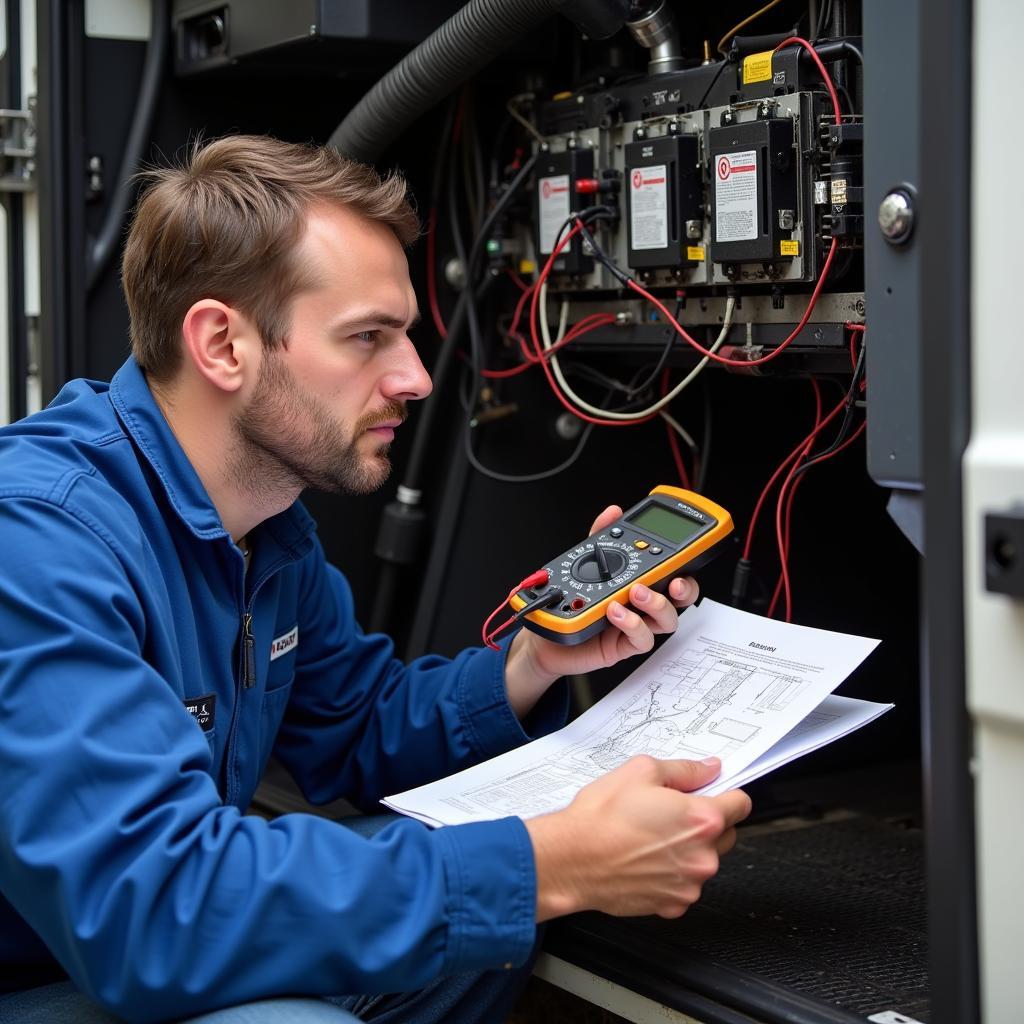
(486, 239, 501, 254)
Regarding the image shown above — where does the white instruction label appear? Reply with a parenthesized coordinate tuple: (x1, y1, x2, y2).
(629, 164, 668, 250)
(538, 174, 571, 254)
(715, 150, 758, 243)
(867, 1014, 925, 1024)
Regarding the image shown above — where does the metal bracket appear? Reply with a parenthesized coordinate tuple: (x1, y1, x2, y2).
(0, 100, 36, 192)
(984, 506, 1024, 598)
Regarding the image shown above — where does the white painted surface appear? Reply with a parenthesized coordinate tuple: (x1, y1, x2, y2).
(85, 0, 150, 41)
(534, 954, 708, 1024)
(967, 2, 1024, 1021)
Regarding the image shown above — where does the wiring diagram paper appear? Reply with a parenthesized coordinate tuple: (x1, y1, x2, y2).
(383, 599, 883, 827)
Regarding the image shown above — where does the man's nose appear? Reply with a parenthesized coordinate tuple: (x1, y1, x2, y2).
(384, 336, 433, 402)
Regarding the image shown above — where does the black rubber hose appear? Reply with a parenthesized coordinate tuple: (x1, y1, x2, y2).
(328, 0, 629, 163)
(85, 0, 168, 291)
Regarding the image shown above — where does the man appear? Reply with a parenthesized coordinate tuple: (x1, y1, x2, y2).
(0, 136, 750, 1023)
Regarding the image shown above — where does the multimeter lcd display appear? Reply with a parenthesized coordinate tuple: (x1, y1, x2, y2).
(627, 504, 706, 544)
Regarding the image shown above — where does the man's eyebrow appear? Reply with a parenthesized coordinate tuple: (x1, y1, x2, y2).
(339, 310, 422, 331)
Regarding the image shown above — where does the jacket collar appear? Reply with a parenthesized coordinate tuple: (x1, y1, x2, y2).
(109, 357, 317, 553)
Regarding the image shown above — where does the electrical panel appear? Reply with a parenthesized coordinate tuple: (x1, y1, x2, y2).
(523, 55, 862, 319)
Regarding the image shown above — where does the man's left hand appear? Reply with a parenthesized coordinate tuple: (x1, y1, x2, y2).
(503, 505, 699, 719)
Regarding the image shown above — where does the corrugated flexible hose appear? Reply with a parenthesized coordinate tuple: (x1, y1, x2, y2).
(328, 0, 630, 163)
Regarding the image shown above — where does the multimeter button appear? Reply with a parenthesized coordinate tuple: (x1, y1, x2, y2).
(609, 527, 623, 537)
(633, 540, 649, 550)
(649, 546, 663, 554)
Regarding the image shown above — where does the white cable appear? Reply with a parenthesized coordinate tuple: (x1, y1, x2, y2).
(658, 409, 697, 451)
(538, 285, 736, 420)
(506, 94, 546, 145)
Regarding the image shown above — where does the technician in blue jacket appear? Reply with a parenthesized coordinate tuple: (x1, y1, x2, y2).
(0, 135, 751, 1023)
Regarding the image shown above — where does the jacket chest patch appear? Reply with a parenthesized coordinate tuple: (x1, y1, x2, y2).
(183, 694, 216, 732)
(270, 626, 298, 661)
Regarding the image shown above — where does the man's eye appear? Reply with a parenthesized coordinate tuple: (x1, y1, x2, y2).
(354, 330, 381, 344)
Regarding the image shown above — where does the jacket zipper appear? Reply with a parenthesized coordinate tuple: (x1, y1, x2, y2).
(242, 612, 256, 688)
(223, 555, 291, 805)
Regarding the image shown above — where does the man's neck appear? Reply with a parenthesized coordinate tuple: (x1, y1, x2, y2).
(150, 378, 299, 542)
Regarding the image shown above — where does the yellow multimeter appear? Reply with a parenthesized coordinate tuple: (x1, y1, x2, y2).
(509, 486, 734, 646)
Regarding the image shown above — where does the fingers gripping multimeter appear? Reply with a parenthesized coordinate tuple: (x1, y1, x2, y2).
(509, 486, 734, 646)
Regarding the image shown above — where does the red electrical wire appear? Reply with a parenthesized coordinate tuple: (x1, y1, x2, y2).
(528, 224, 659, 427)
(425, 207, 448, 340)
(770, 381, 828, 620)
(625, 236, 839, 369)
(505, 268, 530, 293)
(767, 417, 867, 619)
(775, 36, 843, 125)
(661, 368, 692, 489)
(741, 385, 837, 561)
(481, 569, 549, 649)
(481, 311, 616, 379)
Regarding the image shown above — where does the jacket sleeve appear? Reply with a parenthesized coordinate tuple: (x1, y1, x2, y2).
(0, 495, 539, 1023)
(273, 535, 569, 808)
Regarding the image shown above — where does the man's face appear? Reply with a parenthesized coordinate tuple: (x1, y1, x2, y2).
(232, 203, 431, 496)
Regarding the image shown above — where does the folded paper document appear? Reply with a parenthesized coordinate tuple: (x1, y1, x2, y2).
(384, 599, 889, 826)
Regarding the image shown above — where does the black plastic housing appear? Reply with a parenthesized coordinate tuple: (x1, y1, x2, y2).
(534, 146, 595, 275)
(708, 117, 798, 265)
(624, 133, 701, 270)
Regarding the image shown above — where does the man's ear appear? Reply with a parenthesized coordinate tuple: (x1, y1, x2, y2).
(181, 299, 259, 394)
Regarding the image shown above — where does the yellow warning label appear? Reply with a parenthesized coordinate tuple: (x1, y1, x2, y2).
(742, 51, 774, 85)
(518, 258, 537, 275)
(780, 240, 800, 256)
(686, 246, 705, 262)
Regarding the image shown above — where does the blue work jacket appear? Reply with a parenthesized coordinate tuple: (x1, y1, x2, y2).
(0, 358, 566, 1022)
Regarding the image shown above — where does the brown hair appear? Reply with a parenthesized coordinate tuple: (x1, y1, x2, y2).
(121, 135, 420, 383)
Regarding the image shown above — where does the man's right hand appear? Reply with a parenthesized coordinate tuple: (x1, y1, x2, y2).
(524, 755, 751, 921)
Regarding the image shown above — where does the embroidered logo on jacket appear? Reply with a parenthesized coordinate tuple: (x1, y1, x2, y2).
(270, 626, 299, 661)
(183, 694, 216, 733)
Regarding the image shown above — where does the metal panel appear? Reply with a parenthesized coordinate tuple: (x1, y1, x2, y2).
(914, 0, 980, 1020)
(863, 0, 923, 488)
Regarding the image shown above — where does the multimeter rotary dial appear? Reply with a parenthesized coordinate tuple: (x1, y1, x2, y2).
(561, 541, 642, 592)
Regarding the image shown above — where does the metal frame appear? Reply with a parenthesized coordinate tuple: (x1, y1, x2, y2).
(916, 0, 979, 1021)
(36, 0, 86, 403)
(1, 0, 28, 422)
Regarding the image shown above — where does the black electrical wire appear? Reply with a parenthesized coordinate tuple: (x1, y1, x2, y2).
(463, 411, 597, 483)
(401, 151, 537, 494)
(429, 99, 458, 207)
(696, 375, 713, 493)
(463, 198, 646, 484)
(86, 0, 168, 291)
(696, 58, 731, 111)
(612, 294, 688, 402)
(811, 0, 833, 40)
(790, 348, 866, 480)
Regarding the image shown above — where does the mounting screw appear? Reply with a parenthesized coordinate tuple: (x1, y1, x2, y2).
(878, 188, 915, 245)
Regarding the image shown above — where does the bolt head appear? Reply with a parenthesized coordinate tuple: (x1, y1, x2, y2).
(878, 189, 915, 244)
